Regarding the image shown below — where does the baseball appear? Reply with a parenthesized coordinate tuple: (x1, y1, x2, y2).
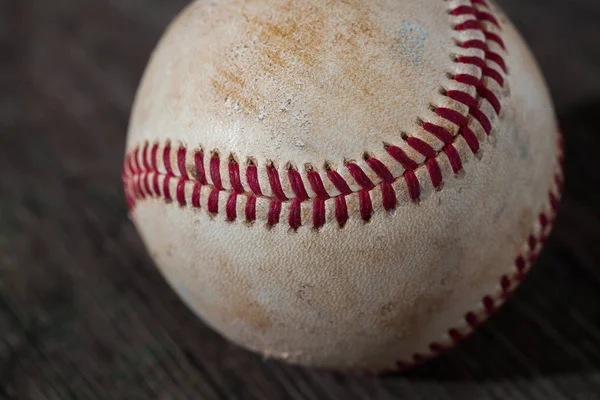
(123, 0, 562, 371)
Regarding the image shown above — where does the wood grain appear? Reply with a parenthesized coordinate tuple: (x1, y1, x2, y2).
(1, 0, 600, 398)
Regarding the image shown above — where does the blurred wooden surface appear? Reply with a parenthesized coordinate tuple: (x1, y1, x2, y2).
(2, 0, 600, 399)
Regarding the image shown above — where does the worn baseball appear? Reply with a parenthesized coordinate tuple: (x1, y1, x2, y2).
(123, 0, 562, 371)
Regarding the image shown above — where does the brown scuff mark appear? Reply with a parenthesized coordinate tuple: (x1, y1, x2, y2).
(211, 0, 401, 120)
(210, 253, 273, 332)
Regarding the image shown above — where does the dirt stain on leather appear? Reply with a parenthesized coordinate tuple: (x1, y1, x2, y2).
(210, 0, 409, 138)
(209, 254, 272, 332)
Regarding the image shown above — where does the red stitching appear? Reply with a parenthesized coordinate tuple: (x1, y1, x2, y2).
(288, 169, 309, 201)
(123, 0, 510, 229)
(359, 190, 373, 221)
(210, 155, 222, 190)
(229, 161, 244, 194)
(289, 199, 302, 229)
(313, 198, 326, 228)
(328, 170, 352, 196)
(268, 199, 282, 226)
(387, 145, 418, 171)
(177, 147, 188, 180)
(246, 164, 263, 196)
(335, 196, 349, 226)
(443, 144, 463, 174)
(307, 170, 330, 199)
(192, 182, 201, 208)
(268, 166, 288, 201)
(208, 188, 219, 214)
(485, 32, 505, 50)
(226, 193, 237, 221)
(245, 196, 257, 222)
(194, 151, 207, 185)
(347, 163, 375, 190)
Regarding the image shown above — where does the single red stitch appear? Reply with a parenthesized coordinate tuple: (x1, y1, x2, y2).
(132, 147, 141, 174)
(483, 67, 504, 87)
(210, 155, 223, 189)
(539, 213, 548, 228)
(335, 196, 349, 226)
(446, 90, 479, 108)
(478, 86, 502, 114)
(469, 107, 493, 134)
(307, 170, 330, 199)
(194, 151, 207, 185)
(177, 147, 189, 180)
(164, 145, 173, 176)
(500, 275, 511, 295)
(132, 177, 142, 200)
(476, 11, 500, 28)
(485, 51, 507, 72)
(289, 199, 302, 229)
(406, 137, 437, 159)
(208, 188, 220, 214)
(426, 159, 443, 188)
(465, 312, 480, 327)
(226, 193, 237, 220)
(454, 73, 482, 88)
(381, 181, 396, 211)
(152, 172, 161, 196)
(485, 32, 506, 50)
(176, 179, 186, 206)
(528, 235, 537, 250)
(460, 126, 481, 154)
(423, 122, 454, 144)
(228, 161, 244, 194)
(365, 157, 394, 183)
(288, 169, 309, 201)
(456, 55, 487, 69)
(268, 199, 282, 226)
(192, 181, 201, 208)
(328, 170, 353, 195)
(247, 164, 263, 196)
(387, 145, 419, 171)
(455, 20, 482, 31)
(451, 5, 476, 16)
(150, 143, 159, 171)
(134, 174, 145, 199)
(482, 296, 496, 313)
(404, 171, 421, 201)
(143, 173, 152, 197)
(448, 328, 463, 343)
(443, 144, 463, 174)
(245, 196, 257, 222)
(359, 190, 373, 221)
(550, 193, 559, 211)
(313, 198, 326, 228)
(163, 175, 172, 202)
(267, 166, 288, 200)
(347, 163, 375, 190)
(461, 39, 488, 51)
(435, 107, 469, 127)
(429, 342, 447, 353)
(515, 256, 526, 272)
(142, 142, 150, 170)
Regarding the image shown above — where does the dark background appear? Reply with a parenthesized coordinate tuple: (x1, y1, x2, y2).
(2, 0, 600, 399)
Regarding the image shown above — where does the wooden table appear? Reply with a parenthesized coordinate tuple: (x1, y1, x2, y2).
(2, 0, 600, 398)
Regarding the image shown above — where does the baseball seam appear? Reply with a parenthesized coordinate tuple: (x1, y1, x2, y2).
(123, 0, 508, 230)
(387, 137, 564, 372)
